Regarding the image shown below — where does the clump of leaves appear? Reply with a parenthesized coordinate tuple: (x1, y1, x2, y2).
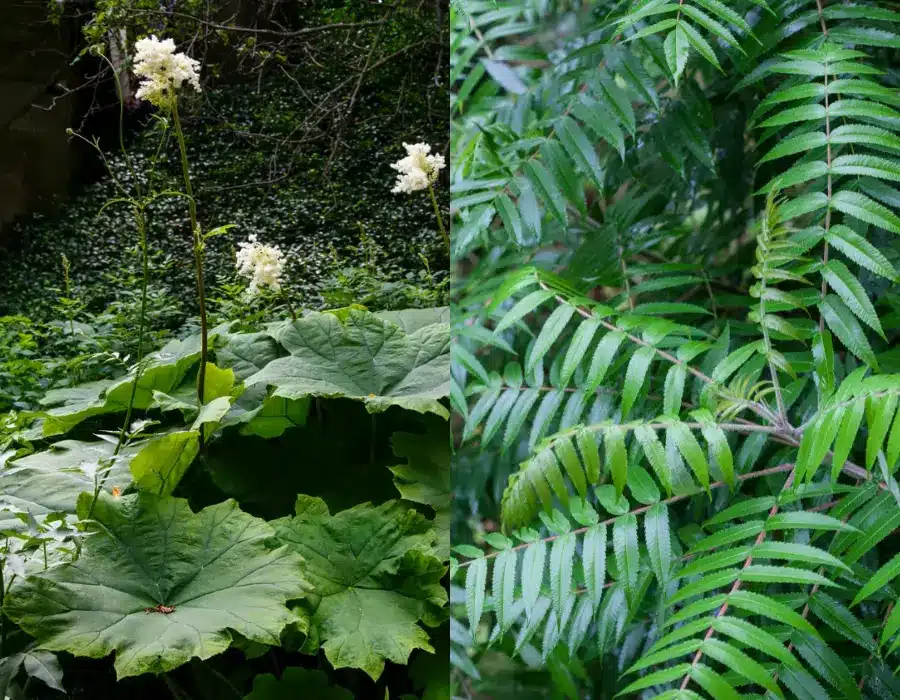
(0, 306, 450, 698)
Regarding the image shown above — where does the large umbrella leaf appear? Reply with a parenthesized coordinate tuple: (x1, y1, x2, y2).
(0, 440, 138, 533)
(375, 307, 450, 333)
(38, 335, 204, 437)
(273, 496, 447, 680)
(247, 310, 449, 418)
(3, 492, 309, 679)
(216, 330, 286, 382)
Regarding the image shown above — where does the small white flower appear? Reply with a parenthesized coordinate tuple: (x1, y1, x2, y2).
(236, 235, 286, 297)
(133, 35, 201, 108)
(390, 142, 445, 194)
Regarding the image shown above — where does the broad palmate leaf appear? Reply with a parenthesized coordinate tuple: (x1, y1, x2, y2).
(37, 334, 204, 437)
(273, 496, 447, 680)
(3, 491, 309, 679)
(246, 309, 450, 418)
(0, 440, 138, 533)
(376, 306, 451, 333)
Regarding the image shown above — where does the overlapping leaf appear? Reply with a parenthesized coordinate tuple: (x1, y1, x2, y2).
(273, 497, 447, 680)
(247, 310, 450, 418)
(3, 492, 309, 678)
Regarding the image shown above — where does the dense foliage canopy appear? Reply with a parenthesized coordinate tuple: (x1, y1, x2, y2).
(450, 0, 900, 697)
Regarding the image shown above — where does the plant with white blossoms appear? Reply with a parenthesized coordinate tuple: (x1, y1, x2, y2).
(130, 35, 220, 410)
(236, 235, 296, 318)
(390, 142, 445, 194)
(133, 35, 201, 108)
(390, 142, 448, 252)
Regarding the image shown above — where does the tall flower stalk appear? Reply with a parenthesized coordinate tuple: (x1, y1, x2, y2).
(133, 35, 210, 406)
(171, 100, 210, 404)
(427, 183, 449, 253)
(78, 38, 199, 518)
(68, 52, 160, 466)
(390, 142, 448, 253)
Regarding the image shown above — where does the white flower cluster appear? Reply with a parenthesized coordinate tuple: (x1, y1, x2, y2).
(133, 35, 201, 108)
(236, 235, 285, 297)
(390, 142, 446, 194)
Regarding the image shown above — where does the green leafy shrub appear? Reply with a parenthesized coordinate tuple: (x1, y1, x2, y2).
(0, 306, 450, 698)
(451, 0, 900, 697)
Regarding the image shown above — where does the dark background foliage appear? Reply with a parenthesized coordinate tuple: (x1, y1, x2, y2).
(0, 0, 449, 320)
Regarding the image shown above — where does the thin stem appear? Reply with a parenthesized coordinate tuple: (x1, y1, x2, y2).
(172, 99, 209, 410)
(281, 287, 297, 320)
(817, 0, 832, 332)
(97, 53, 141, 200)
(618, 234, 635, 311)
(87, 206, 151, 521)
(113, 208, 150, 454)
(814, 0, 829, 36)
(427, 183, 450, 253)
(66, 130, 130, 198)
(758, 237, 787, 424)
(800, 389, 900, 434)
(703, 275, 718, 320)
(62, 255, 76, 337)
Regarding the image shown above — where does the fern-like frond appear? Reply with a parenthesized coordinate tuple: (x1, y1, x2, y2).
(451, 0, 900, 694)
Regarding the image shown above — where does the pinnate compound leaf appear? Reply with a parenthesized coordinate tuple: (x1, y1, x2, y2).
(853, 552, 900, 606)
(582, 523, 607, 611)
(492, 548, 518, 635)
(4, 492, 309, 679)
(550, 533, 576, 625)
(831, 190, 900, 234)
(808, 591, 876, 653)
(826, 225, 898, 281)
(247, 309, 449, 418)
(521, 540, 546, 615)
(689, 664, 741, 700)
(645, 503, 671, 585)
(793, 631, 862, 700)
(664, 25, 691, 85)
(273, 497, 446, 680)
(821, 260, 884, 338)
(465, 558, 487, 634)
